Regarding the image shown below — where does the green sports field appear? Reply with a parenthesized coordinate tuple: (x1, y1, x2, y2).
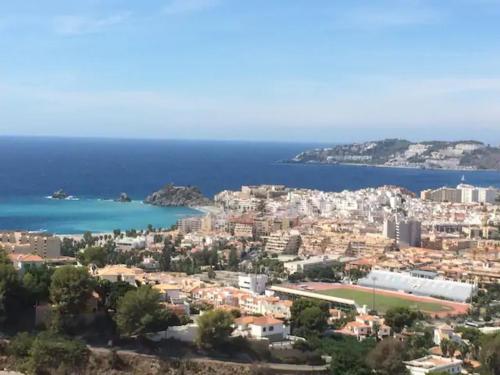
(318, 287, 452, 313)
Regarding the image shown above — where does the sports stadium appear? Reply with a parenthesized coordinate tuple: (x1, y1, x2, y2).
(271, 275, 472, 317)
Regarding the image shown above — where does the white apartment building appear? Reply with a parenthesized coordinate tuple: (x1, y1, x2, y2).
(383, 216, 421, 247)
(264, 230, 301, 254)
(283, 255, 337, 274)
(234, 223, 254, 238)
(178, 217, 202, 234)
(478, 187, 498, 204)
(238, 274, 268, 294)
(404, 355, 462, 375)
(115, 236, 146, 251)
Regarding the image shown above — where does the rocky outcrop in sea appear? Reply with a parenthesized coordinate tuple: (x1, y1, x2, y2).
(51, 189, 68, 199)
(144, 184, 212, 207)
(116, 192, 131, 202)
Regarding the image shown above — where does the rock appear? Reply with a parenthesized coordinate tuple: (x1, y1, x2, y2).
(51, 189, 68, 199)
(116, 192, 131, 202)
(144, 183, 211, 207)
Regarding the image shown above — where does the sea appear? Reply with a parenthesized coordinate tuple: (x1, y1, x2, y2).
(1, 136, 500, 234)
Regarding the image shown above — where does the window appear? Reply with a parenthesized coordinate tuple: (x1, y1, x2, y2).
(263, 327, 266, 332)
(269, 326, 274, 331)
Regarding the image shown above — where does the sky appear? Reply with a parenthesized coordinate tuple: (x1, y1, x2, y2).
(1, 0, 500, 143)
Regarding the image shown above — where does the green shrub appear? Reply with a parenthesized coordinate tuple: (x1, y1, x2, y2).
(27, 332, 89, 374)
(7, 332, 34, 358)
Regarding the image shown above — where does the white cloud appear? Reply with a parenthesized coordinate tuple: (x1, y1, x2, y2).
(163, 0, 221, 15)
(53, 12, 130, 35)
(334, 3, 442, 29)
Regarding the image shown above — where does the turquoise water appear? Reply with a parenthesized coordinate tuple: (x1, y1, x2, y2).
(0, 197, 200, 234)
(1, 137, 499, 234)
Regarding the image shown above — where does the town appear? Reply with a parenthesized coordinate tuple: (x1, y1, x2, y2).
(1, 183, 500, 374)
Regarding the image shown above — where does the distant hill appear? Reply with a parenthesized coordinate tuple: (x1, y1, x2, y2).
(144, 183, 212, 207)
(289, 139, 500, 170)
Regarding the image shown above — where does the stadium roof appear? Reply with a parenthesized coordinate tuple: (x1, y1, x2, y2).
(358, 270, 475, 302)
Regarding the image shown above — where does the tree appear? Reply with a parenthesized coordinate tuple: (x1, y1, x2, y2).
(296, 306, 328, 334)
(22, 265, 53, 304)
(321, 335, 375, 375)
(78, 246, 108, 267)
(83, 231, 95, 246)
(50, 266, 94, 315)
(447, 340, 459, 358)
(159, 246, 172, 272)
(458, 342, 470, 361)
(291, 299, 329, 335)
(288, 272, 306, 282)
(227, 248, 239, 271)
(207, 268, 216, 279)
(196, 309, 234, 349)
(0, 248, 20, 325)
(366, 338, 409, 375)
(384, 307, 424, 333)
(440, 338, 450, 358)
(115, 285, 179, 337)
(95, 279, 135, 312)
(480, 333, 500, 375)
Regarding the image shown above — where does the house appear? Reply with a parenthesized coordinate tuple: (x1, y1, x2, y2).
(153, 284, 182, 302)
(328, 308, 346, 324)
(340, 321, 371, 339)
(433, 323, 462, 345)
(355, 314, 391, 338)
(404, 355, 462, 375)
(92, 264, 144, 286)
(339, 314, 391, 340)
(8, 253, 44, 273)
(234, 316, 288, 341)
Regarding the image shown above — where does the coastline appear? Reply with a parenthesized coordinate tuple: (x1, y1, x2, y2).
(191, 205, 221, 215)
(283, 160, 500, 172)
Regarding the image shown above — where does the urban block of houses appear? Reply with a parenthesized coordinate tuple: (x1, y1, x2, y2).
(191, 286, 292, 319)
(338, 314, 391, 340)
(1, 231, 61, 258)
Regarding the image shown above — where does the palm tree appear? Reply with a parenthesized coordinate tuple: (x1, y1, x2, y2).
(372, 322, 381, 341)
(447, 340, 459, 359)
(458, 342, 470, 362)
(440, 338, 450, 357)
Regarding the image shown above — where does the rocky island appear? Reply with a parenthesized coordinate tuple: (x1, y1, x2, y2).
(289, 139, 500, 170)
(51, 189, 69, 199)
(116, 192, 132, 202)
(144, 184, 212, 207)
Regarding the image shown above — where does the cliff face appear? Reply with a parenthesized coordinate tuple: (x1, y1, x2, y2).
(144, 184, 212, 207)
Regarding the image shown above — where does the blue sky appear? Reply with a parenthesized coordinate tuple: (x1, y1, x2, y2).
(1, 0, 500, 142)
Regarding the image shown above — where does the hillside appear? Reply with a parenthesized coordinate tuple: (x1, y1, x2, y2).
(289, 139, 500, 170)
